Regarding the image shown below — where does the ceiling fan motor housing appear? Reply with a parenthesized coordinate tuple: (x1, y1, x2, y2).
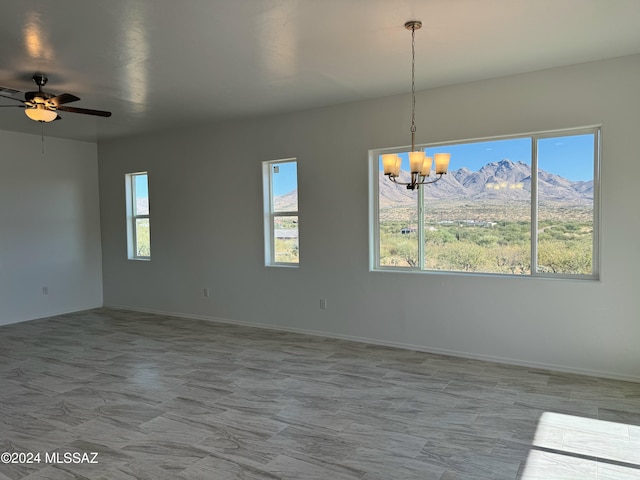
(25, 91, 54, 102)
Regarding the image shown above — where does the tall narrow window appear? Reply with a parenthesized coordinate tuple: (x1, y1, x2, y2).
(126, 172, 151, 260)
(371, 127, 599, 278)
(263, 159, 299, 266)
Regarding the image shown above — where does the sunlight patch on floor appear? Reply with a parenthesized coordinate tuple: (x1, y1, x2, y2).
(520, 412, 640, 479)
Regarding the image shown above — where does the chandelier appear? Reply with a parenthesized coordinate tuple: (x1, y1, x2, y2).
(382, 20, 451, 191)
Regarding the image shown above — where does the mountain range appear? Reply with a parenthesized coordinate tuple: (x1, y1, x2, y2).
(378, 159, 593, 208)
(273, 190, 298, 212)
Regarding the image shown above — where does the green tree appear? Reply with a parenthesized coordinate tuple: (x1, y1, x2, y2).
(538, 239, 591, 274)
(494, 244, 530, 274)
(438, 242, 489, 272)
(424, 228, 456, 246)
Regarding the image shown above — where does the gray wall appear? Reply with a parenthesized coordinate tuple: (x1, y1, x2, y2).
(0, 130, 103, 325)
(98, 54, 640, 381)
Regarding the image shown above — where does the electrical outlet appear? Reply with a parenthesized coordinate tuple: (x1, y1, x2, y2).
(320, 298, 327, 310)
(203, 288, 210, 298)
(42, 286, 48, 295)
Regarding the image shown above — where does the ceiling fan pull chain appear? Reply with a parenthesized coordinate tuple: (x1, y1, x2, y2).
(41, 123, 45, 154)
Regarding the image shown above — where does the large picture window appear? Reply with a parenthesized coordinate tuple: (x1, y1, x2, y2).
(263, 159, 299, 266)
(371, 127, 599, 278)
(126, 172, 151, 260)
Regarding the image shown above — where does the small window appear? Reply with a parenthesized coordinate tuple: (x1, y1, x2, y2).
(126, 172, 151, 260)
(371, 127, 599, 278)
(263, 159, 299, 266)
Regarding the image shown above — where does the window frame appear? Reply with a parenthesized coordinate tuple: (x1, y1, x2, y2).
(262, 158, 299, 267)
(370, 126, 601, 279)
(125, 171, 151, 261)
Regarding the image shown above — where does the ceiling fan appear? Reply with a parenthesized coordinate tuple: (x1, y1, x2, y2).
(0, 74, 111, 123)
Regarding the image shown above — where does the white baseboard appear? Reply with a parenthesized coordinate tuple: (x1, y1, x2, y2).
(103, 303, 640, 384)
(0, 303, 104, 327)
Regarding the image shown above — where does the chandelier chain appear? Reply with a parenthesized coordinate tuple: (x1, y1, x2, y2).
(410, 23, 416, 152)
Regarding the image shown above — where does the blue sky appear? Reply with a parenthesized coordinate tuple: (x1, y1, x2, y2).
(382, 133, 595, 182)
(135, 173, 149, 198)
(272, 161, 298, 196)
(537, 134, 595, 181)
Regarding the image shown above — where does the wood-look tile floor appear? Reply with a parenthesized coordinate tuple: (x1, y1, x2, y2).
(1, 308, 639, 480)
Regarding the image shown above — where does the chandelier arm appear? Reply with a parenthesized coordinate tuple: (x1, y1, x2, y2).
(386, 172, 444, 189)
(386, 175, 408, 186)
(385, 171, 443, 183)
(417, 173, 444, 185)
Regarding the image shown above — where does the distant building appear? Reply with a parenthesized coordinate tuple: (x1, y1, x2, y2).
(275, 229, 299, 239)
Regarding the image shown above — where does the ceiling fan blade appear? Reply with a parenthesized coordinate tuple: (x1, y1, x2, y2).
(50, 93, 80, 106)
(0, 104, 25, 108)
(0, 93, 25, 103)
(57, 105, 112, 117)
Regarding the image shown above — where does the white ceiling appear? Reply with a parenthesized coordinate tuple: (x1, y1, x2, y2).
(1, 0, 639, 142)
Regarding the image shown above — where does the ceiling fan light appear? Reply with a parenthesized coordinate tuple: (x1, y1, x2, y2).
(25, 105, 57, 122)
